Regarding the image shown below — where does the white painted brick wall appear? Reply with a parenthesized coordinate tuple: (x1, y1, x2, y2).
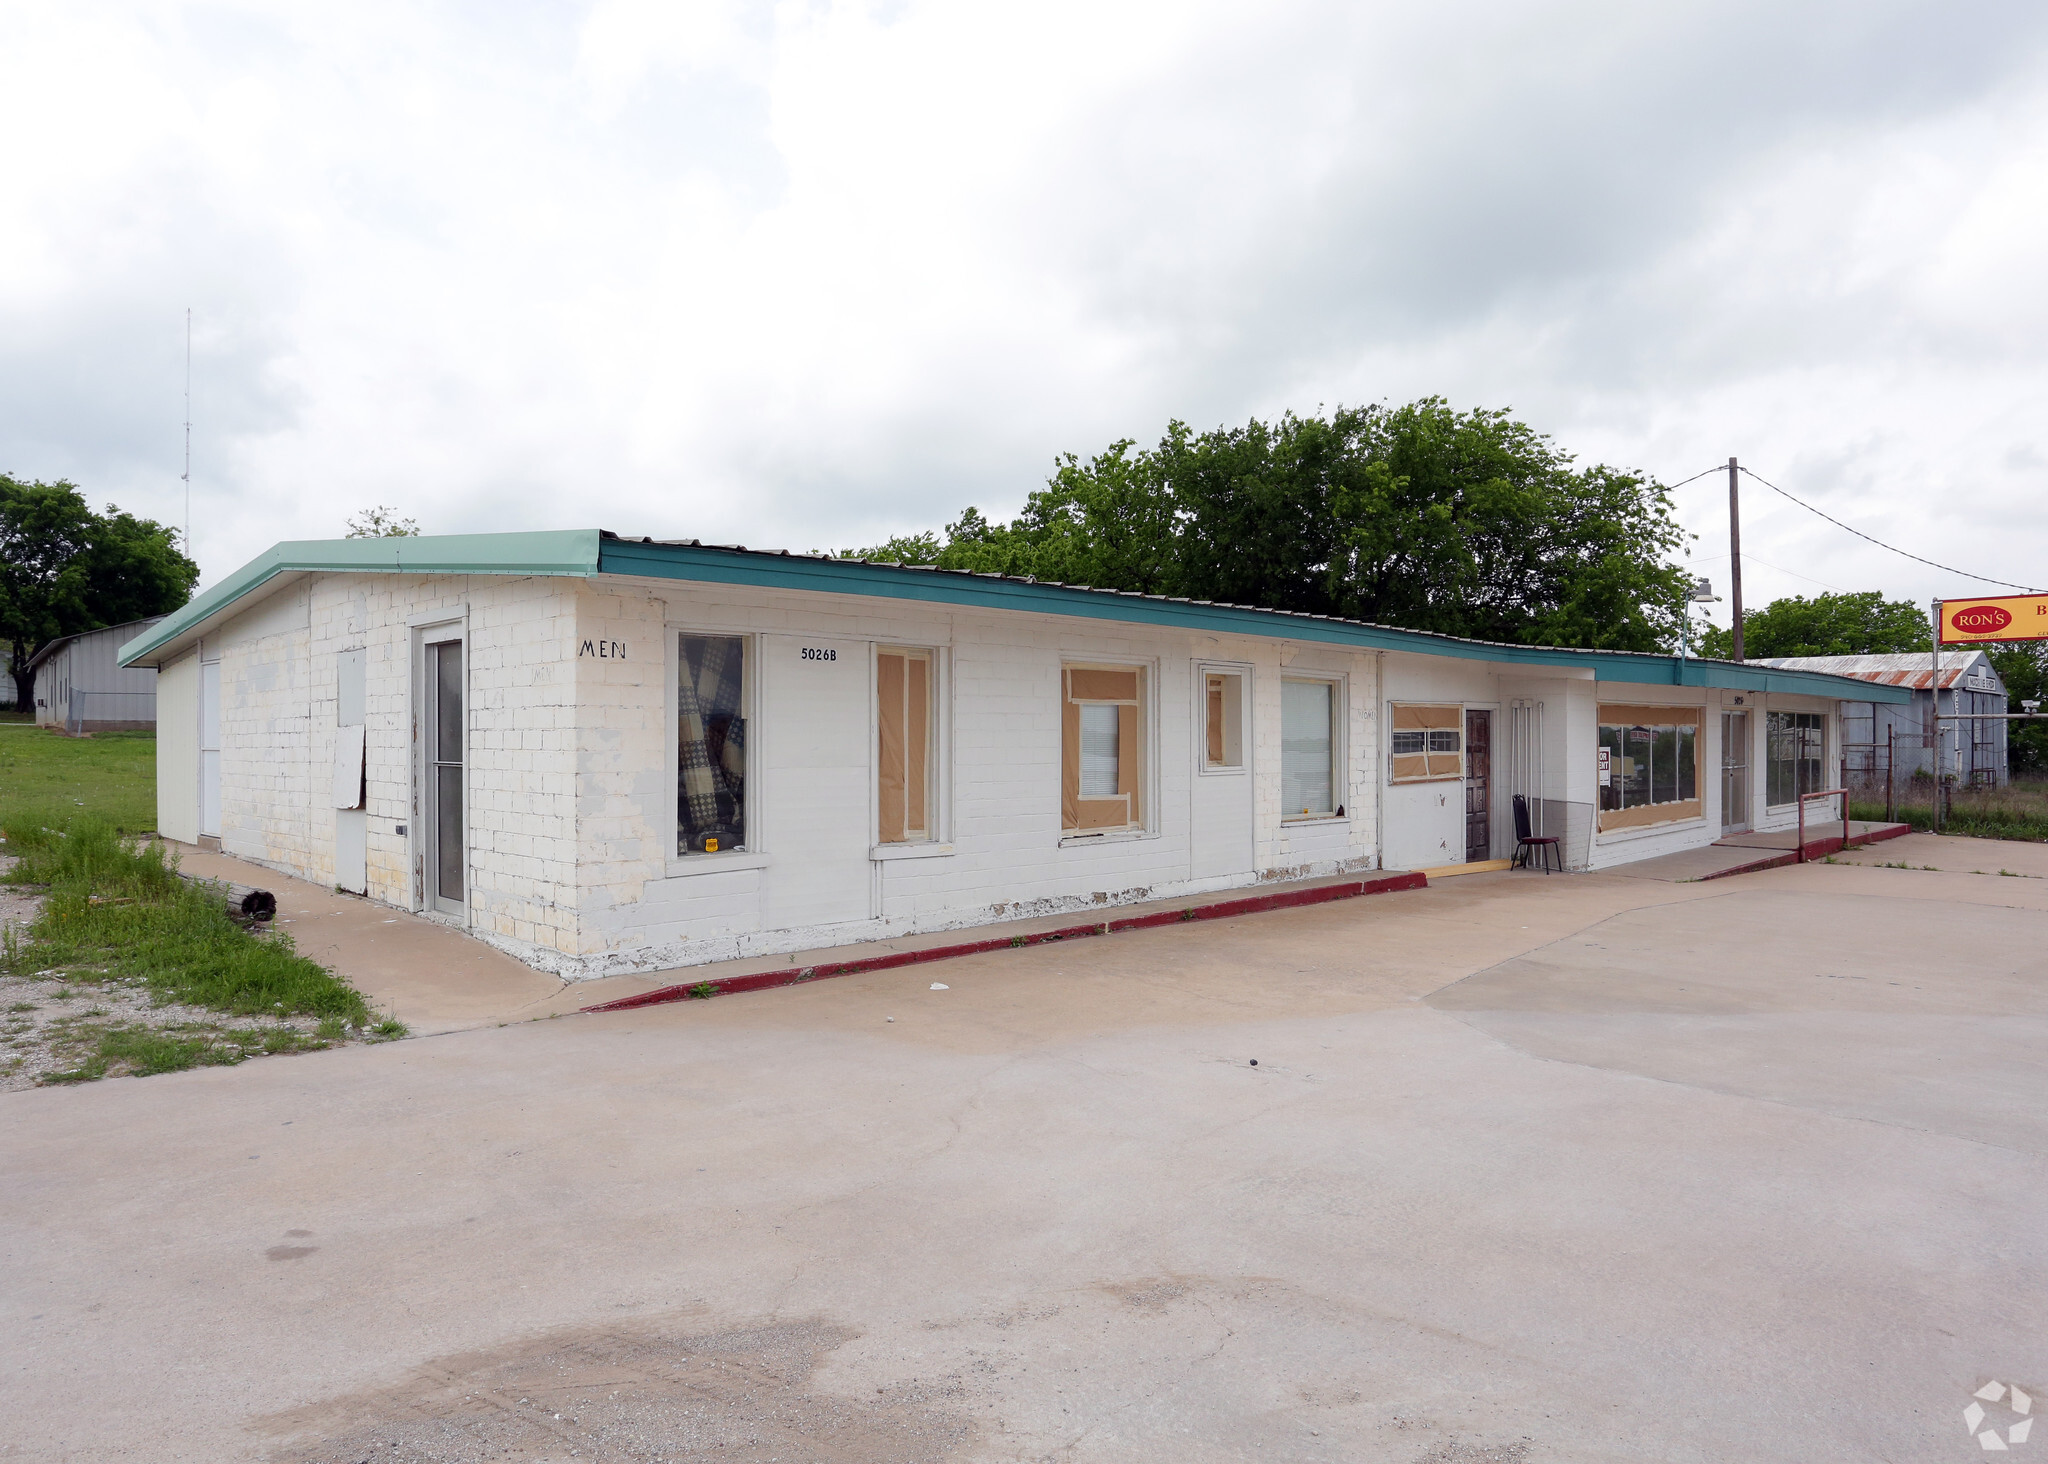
(208, 565, 1809, 979)
(566, 579, 1389, 976)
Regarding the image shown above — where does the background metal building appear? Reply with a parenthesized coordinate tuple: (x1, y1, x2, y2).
(1754, 651, 2008, 787)
(28, 618, 164, 733)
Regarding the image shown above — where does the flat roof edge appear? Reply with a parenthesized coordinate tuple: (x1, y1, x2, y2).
(595, 538, 1915, 703)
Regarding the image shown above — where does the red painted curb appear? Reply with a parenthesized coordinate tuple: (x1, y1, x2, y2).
(1695, 851, 1799, 881)
(1695, 822, 1912, 881)
(581, 871, 1430, 1013)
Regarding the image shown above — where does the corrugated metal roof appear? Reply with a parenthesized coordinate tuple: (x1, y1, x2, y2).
(1753, 651, 2001, 692)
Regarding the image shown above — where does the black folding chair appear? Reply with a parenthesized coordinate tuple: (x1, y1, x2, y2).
(1512, 795, 1560, 874)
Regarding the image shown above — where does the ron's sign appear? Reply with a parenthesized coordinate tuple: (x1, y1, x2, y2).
(1939, 593, 2048, 645)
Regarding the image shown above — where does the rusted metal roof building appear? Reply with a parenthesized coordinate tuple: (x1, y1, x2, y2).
(1754, 651, 2007, 786)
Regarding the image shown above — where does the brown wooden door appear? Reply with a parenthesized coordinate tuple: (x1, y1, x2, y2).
(1465, 709, 1492, 862)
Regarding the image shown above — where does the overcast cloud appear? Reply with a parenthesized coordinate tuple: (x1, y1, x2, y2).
(3, 0, 2046, 627)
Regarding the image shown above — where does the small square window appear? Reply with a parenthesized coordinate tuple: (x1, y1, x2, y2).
(1389, 704, 1462, 782)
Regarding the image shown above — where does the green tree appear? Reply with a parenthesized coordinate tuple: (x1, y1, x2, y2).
(844, 401, 1692, 652)
(1697, 591, 1930, 660)
(1, 476, 199, 712)
(344, 506, 420, 537)
(1989, 643, 2048, 776)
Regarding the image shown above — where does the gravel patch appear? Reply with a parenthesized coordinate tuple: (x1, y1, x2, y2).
(258, 1319, 976, 1464)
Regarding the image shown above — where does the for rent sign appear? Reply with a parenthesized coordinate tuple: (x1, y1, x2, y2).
(1939, 593, 2048, 644)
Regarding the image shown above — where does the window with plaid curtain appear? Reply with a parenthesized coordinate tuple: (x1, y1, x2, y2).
(679, 634, 747, 854)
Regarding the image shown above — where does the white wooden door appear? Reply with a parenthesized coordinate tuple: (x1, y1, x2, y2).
(1190, 666, 1254, 880)
(198, 660, 221, 838)
(334, 648, 368, 894)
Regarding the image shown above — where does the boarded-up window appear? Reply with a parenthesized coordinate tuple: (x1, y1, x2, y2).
(1062, 665, 1144, 832)
(1389, 703, 1462, 782)
(1597, 704, 1702, 831)
(1204, 671, 1244, 769)
(1282, 678, 1339, 817)
(877, 649, 934, 843)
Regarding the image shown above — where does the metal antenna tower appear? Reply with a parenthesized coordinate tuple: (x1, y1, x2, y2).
(182, 308, 192, 552)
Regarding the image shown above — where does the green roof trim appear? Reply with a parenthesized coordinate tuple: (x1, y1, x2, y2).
(597, 536, 1916, 703)
(117, 526, 1910, 705)
(117, 530, 601, 667)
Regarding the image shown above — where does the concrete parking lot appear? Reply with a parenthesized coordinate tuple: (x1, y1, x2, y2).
(5, 840, 2046, 1462)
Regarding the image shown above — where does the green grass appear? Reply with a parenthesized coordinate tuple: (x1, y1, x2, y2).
(40, 1020, 329, 1085)
(1852, 777, 2048, 842)
(3, 819, 378, 1039)
(0, 726, 156, 833)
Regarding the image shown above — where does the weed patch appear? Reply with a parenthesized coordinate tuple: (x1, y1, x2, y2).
(1853, 777, 2048, 842)
(2, 820, 372, 1023)
(1, 818, 398, 1086)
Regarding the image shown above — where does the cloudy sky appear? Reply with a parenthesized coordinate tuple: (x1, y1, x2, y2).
(4, 0, 2046, 628)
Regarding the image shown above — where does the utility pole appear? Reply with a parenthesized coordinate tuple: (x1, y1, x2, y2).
(1727, 456, 1744, 661)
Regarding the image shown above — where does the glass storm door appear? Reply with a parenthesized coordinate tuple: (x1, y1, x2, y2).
(1721, 710, 1750, 834)
(423, 639, 465, 914)
(1464, 709, 1493, 861)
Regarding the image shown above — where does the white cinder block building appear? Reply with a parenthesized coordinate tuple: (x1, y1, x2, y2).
(119, 532, 1908, 978)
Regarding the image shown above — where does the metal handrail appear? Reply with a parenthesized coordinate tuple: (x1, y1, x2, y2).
(1795, 786, 1850, 863)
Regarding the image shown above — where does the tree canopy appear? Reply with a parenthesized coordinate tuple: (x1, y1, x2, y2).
(1989, 643, 2048, 776)
(1696, 591, 1931, 660)
(345, 506, 420, 538)
(847, 400, 1693, 653)
(1, 476, 198, 713)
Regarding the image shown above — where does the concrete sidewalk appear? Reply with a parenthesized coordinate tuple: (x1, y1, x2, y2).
(164, 844, 568, 1034)
(1606, 819, 1910, 882)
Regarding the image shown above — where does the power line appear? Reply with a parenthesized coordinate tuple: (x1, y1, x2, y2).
(1688, 549, 1849, 595)
(1738, 465, 2038, 593)
(1659, 464, 1724, 491)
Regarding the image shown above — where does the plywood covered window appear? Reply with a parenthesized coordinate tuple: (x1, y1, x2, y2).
(1204, 671, 1244, 769)
(1282, 678, 1340, 818)
(1062, 664, 1145, 832)
(877, 649, 935, 843)
(1389, 703, 1462, 782)
(1596, 705, 1701, 831)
